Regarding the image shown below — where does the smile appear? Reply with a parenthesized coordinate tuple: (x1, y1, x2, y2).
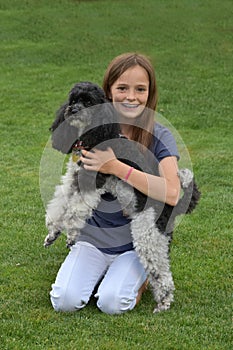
(122, 103, 140, 108)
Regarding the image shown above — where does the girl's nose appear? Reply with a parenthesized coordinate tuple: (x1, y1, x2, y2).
(126, 89, 136, 101)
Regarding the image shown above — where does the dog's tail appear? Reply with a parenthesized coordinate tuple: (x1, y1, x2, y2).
(175, 169, 201, 215)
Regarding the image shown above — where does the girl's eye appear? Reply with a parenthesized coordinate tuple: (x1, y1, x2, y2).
(117, 86, 127, 91)
(137, 87, 147, 92)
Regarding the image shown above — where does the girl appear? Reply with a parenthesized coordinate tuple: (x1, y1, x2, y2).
(50, 53, 180, 314)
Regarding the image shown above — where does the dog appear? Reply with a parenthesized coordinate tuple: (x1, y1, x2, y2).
(44, 81, 201, 313)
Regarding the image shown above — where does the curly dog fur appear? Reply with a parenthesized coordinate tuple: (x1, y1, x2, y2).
(44, 82, 201, 313)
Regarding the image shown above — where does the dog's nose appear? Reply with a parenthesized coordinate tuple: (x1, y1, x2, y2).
(71, 107, 79, 114)
(70, 102, 84, 114)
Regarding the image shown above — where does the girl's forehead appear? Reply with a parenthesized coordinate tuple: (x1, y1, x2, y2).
(115, 65, 149, 85)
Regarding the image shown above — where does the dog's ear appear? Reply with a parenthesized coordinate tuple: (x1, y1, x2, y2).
(51, 119, 79, 154)
(49, 102, 68, 132)
(89, 83, 107, 104)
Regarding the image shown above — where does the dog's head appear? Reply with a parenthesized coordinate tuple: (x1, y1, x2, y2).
(50, 82, 120, 154)
(50, 81, 107, 132)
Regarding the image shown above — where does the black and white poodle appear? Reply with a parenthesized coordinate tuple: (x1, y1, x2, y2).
(44, 82, 200, 313)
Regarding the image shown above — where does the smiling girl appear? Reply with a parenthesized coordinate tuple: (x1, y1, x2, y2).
(50, 53, 180, 314)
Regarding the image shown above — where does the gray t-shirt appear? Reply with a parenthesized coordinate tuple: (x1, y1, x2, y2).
(78, 123, 179, 254)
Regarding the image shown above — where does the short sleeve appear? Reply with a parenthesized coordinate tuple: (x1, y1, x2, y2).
(151, 123, 180, 162)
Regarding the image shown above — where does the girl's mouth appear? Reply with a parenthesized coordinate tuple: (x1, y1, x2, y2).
(121, 103, 140, 109)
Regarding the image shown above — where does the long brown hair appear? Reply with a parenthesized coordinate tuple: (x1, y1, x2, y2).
(103, 53, 158, 149)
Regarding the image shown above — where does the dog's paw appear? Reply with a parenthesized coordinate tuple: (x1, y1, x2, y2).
(178, 169, 193, 189)
(153, 302, 171, 314)
(43, 231, 61, 247)
(66, 238, 76, 249)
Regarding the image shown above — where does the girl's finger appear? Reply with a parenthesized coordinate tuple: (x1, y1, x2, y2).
(80, 155, 94, 164)
(81, 150, 94, 159)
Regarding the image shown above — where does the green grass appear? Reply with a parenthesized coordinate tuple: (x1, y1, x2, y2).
(0, 0, 232, 349)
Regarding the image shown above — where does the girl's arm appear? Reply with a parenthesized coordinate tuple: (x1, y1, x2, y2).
(80, 148, 180, 206)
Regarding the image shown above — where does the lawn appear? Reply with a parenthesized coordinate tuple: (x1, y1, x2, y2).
(0, 0, 232, 349)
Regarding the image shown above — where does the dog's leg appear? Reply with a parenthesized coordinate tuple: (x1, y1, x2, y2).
(130, 207, 175, 313)
(112, 179, 175, 312)
(44, 158, 78, 247)
(44, 184, 68, 247)
(177, 168, 201, 214)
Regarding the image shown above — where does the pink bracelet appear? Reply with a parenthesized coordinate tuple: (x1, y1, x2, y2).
(123, 167, 134, 182)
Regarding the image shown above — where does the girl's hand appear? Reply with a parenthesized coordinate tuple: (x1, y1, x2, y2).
(80, 147, 118, 174)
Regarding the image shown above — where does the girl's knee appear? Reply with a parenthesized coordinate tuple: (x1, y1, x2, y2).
(50, 285, 87, 312)
(96, 288, 136, 315)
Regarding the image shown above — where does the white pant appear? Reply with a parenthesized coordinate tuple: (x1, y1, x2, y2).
(50, 241, 147, 315)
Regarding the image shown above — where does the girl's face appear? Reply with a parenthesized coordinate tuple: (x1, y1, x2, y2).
(109, 65, 149, 119)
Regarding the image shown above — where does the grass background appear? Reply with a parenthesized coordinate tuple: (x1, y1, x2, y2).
(0, 0, 232, 349)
